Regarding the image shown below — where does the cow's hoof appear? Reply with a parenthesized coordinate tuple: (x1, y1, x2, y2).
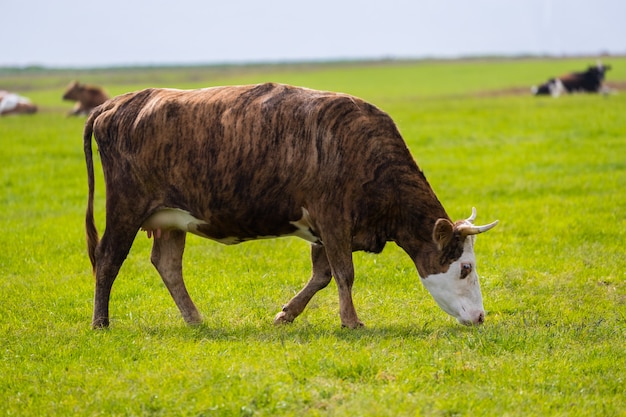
(91, 318, 110, 329)
(183, 316, 202, 326)
(91, 314, 109, 330)
(341, 320, 365, 329)
(180, 308, 202, 325)
(273, 311, 294, 325)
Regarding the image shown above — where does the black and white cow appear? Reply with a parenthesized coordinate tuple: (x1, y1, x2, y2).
(532, 62, 611, 97)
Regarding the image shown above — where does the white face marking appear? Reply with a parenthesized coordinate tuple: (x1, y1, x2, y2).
(420, 237, 485, 325)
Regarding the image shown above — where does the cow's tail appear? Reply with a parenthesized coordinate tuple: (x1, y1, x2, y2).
(83, 109, 101, 272)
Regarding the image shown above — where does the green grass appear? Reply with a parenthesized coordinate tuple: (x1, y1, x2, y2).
(1, 58, 625, 416)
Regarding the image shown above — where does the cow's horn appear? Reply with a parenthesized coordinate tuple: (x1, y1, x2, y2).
(466, 207, 478, 223)
(459, 220, 499, 237)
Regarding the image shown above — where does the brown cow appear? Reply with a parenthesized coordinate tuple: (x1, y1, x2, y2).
(84, 83, 498, 329)
(63, 81, 108, 115)
(0, 91, 37, 115)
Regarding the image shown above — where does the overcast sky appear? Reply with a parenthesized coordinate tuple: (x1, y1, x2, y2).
(3, 0, 625, 68)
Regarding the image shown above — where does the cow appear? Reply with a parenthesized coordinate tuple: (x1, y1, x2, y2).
(83, 83, 498, 329)
(63, 81, 109, 115)
(532, 62, 611, 97)
(0, 91, 37, 115)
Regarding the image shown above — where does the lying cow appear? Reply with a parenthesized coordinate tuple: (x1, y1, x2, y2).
(0, 91, 37, 115)
(63, 81, 109, 115)
(84, 83, 498, 329)
(532, 62, 611, 97)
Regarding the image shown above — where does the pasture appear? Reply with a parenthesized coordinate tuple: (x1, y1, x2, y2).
(1, 58, 625, 416)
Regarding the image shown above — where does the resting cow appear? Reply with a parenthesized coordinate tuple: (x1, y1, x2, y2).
(0, 91, 37, 115)
(84, 83, 498, 329)
(532, 62, 611, 97)
(63, 81, 109, 115)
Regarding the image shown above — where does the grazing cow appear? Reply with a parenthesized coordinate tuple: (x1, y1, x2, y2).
(84, 83, 498, 329)
(532, 62, 611, 97)
(63, 81, 109, 115)
(0, 91, 37, 115)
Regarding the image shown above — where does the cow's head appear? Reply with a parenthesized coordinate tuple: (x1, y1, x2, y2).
(587, 61, 611, 80)
(62, 81, 83, 101)
(421, 208, 498, 325)
(595, 61, 611, 72)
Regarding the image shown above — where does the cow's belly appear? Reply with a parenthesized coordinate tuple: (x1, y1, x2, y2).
(141, 207, 321, 244)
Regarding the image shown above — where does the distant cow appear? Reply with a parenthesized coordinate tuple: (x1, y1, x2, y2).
(63, 81, 108, 115)
(0, 91, 37, 115)
(84, 83, 498, 329)
(532, 62, 611, 97)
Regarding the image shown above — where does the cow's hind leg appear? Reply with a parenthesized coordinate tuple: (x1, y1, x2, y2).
(150, 230, 201, 325)
(274, 244, 332, 325)
(92, 226, 137, 328)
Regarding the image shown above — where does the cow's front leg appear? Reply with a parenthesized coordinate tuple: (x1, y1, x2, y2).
(150, 230, 201, 325)
(274, 244, 332, 324)
(329, 255, 363, 329)
(323, 235, 363, 329)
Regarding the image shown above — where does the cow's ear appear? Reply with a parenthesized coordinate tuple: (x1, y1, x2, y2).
(433, 219, 454, 251)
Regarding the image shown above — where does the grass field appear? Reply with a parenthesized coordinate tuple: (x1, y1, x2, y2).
(1, 58, 625, 416)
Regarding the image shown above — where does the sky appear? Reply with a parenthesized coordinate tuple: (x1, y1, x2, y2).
(3, 0, 625, 68)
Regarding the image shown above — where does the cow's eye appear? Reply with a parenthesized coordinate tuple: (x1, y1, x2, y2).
(460, 263, 472, 279)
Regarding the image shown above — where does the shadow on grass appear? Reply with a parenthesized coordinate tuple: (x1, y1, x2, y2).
(125, 319, 474, 344)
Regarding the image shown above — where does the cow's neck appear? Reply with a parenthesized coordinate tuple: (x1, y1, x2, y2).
(394, 187, 451, 278)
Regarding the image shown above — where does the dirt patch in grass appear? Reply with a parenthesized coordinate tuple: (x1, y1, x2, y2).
(469, 80, 625, 98)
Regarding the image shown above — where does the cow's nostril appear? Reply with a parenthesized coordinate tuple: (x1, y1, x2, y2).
(477, 312, 485, 324)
